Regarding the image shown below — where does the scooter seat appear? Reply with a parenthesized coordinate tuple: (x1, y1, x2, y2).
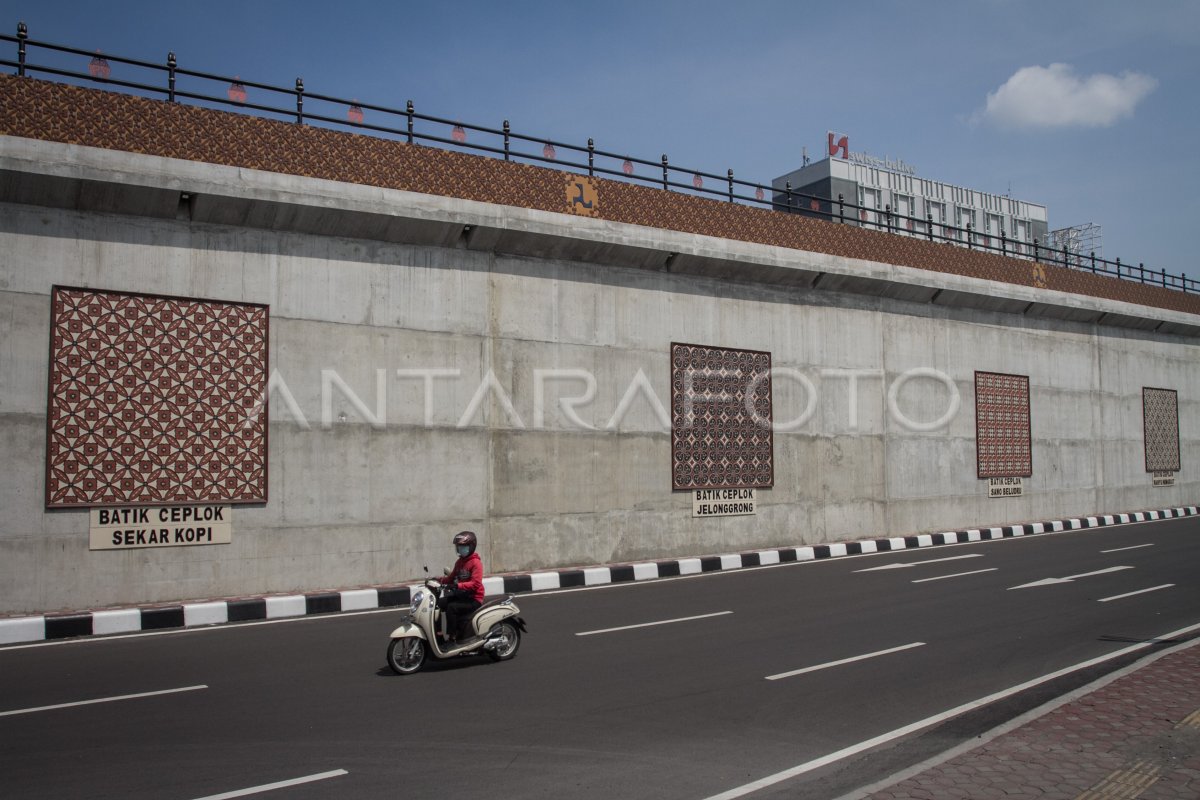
(474, 595, 514, 615)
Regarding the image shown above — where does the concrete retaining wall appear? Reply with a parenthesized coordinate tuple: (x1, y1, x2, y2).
(0, 137, 1196, 615)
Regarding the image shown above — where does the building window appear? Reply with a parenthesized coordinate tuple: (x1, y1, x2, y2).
(894, 194, 915, 233)
(957, 207, 976, 244)
(927, 201, 946, 241)
(985, 213, 1002, 249)
(1014, 219, 1029, 256)
(860, 187, 880, 228)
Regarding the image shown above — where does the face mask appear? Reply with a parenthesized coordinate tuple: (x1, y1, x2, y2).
(456, 545, 470, 557)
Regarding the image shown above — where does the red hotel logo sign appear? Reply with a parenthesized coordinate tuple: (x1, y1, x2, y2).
(827, 131, 849, 159)
(826, 131, 917, 175)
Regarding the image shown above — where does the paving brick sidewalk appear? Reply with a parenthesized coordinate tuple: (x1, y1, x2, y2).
(859, 640, 1200, 800)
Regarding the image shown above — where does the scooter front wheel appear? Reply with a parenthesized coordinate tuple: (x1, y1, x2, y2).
(486, 621, 521, 662)
(387, 637, 427, 675)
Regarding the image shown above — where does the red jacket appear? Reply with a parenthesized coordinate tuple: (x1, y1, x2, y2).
(441, 552, 484, 603)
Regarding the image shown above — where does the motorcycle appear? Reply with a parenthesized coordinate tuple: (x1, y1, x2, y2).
(386, 570, 527, 675)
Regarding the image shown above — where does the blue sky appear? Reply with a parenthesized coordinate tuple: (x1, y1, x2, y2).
(3, 1, 1197, 277)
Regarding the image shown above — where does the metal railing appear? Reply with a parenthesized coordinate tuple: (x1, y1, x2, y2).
(3, 22, 1194, 295)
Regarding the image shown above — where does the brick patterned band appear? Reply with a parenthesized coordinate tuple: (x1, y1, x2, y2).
(975, 371, 1032, 479)
(1143, 387, 1180, 473)
(46, 287, 269, 507)
(3, 75, 1200, 320)
(671, 343, 773, 490)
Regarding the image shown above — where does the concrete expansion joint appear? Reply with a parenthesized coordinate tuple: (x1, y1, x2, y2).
(0, 503, 1196, 646)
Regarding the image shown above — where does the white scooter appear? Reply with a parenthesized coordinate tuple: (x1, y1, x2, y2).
(386, 571, 526, 675)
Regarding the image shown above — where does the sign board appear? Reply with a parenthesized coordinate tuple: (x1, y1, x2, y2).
(826, 131, 916, 175)
(847, 151, 916, 176)
(988, 477, 1024, 498)
(1152, 471, 1176, 487)
(89, 505, 232, 550)
(692, 489, 756, 518)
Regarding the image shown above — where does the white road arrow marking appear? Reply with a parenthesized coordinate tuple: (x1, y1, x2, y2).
(855, 554, 984, 573)
(1008, 565, 1133, 590)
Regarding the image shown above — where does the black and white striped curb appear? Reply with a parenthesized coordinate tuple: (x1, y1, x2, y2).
(2, 505, 1195, 646)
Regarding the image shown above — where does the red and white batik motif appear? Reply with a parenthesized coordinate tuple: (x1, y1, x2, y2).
(1143, 387, 1181, 473)
(975, 371, 1032, 479)
(671, 343, 773, 490)
(46, 287, 269, 507)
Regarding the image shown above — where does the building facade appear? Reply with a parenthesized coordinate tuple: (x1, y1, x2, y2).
(773, 134, 1049, 255)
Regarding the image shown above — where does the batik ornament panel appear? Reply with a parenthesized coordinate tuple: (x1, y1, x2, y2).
(975, 371, 1032, 478)
(46, 287, 269, 507)
(1143, 387, 1181, 473)
(671, 343, 773, 490)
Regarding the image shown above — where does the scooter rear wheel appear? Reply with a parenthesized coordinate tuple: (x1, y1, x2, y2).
(387, 637, 427, 674)
(486, 621, 520, 662)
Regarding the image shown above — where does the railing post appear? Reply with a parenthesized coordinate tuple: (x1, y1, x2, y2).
(1033, 238, 1039, 263)
(16, 21, 27, 77)
(785, 181, 792, 211)
(406, 101, 414, 144)
(1062, 245, 1069, 269)
(661, 155, 669, 190)
(1000, 228, 1007, 257)
(966, 222, 973, 249)
(588, 138, 594, 176)
(927, 214, 933, 241)
(1162, 268, 1167, 288)
(295, 78, 304, 124)
(1115, 257, 1121, 277)
(1139, 262, 1146, 283)
(167, 52, 176, 102)
(838, 193, 844, 224)
(727, 169, 734, 202)
(885, 204, 891, 233)
(502, 120, 510, 160)
(1090, 251, 1096, 273)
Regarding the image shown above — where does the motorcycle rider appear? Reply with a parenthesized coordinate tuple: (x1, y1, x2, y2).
(438, 531, 484, 642)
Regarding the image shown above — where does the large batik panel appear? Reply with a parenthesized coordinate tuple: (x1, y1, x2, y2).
(1143, 387, 1180, 473)
(46, 286, 269, 507)
(671, 343, 773, 490)
(975, 371, 1032, 479)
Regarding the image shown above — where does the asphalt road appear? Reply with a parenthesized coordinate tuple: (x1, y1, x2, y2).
(2, 517, 1198, 800)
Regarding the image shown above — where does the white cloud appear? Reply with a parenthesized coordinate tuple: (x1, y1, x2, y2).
(979, 63, 1157, 129)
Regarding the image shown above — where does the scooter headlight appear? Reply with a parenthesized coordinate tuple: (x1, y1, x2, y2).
(409, 589, 425, 614)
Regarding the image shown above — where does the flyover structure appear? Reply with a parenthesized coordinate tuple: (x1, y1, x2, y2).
(0, 73, 1195, 616)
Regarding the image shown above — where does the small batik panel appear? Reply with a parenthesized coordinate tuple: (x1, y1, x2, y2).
(1143, 388, 1180, 473)
(975, 371, 1032, 479)
(670, 343, 773, 490)
(46, 286, 269, 507)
